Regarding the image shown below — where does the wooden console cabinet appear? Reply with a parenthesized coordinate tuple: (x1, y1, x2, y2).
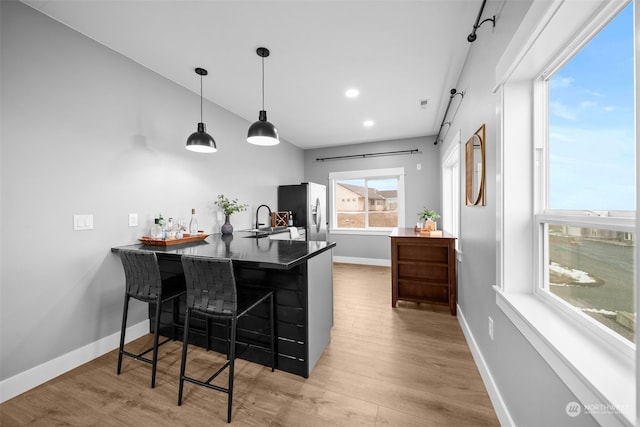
(390, 228, 457, 315)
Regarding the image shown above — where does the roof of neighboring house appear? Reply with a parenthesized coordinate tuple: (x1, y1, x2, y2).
(337, 183, 397, 200)
(378, 190, 398, 199)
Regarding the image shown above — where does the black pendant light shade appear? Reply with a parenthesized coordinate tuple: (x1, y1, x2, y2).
(186, 67, 217, 153)
(247, 47, 280, 146)
(247, 110, 279, 146)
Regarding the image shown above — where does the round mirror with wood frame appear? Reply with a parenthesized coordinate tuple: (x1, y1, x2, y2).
(465, 124, 485, 206)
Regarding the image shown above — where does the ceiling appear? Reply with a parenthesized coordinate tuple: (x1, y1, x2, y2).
(21, 0, 485, 149)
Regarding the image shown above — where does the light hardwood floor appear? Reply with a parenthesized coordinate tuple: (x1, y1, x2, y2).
(0, 263, 499, 426)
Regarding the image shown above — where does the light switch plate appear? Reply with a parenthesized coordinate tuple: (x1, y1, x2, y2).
(128, 213, 138, 227)
(73, 214, 94, 231)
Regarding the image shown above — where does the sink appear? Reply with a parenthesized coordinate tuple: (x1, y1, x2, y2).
(242, 226, 288, 238)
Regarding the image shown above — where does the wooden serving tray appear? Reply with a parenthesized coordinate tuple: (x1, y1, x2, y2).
(139, 234, 209, 246)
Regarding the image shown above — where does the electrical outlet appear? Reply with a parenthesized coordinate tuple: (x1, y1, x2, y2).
(416, 163, 422, 171)
(488, 316, 494, 341)
(128, 213, 138, 227)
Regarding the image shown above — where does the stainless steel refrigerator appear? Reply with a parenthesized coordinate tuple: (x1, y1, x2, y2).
(278, 182, 327, 241)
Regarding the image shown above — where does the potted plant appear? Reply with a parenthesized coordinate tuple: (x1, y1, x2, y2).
(214, 194, 248, 235)
(418, 208, 440, 231)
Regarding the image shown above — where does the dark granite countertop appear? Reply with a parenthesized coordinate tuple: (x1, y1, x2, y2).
(111, 232, 336, 270)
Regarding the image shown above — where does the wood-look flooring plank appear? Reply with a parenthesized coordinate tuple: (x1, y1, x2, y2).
(0, 263, 499, 426)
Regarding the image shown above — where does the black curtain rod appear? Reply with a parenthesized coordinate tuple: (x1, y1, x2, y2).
(433, 88, 464, 145)
(316, 148, 419, 162)
(467, 0, 496, 43)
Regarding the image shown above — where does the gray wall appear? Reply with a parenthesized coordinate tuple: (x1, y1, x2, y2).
(0, 2, 621, 426)
(304, 137, 440, 261)
(0, 1, 303, 381)
(440, 0, 599, 426)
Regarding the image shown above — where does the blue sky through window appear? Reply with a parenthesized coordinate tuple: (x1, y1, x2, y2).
(549, 2, 635, 210)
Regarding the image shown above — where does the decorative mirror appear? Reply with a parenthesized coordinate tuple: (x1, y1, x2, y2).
(465, 124, 486, 206)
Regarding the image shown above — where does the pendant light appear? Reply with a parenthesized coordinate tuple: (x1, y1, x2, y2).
(247, 47, 280, 146)
(186, 67, 217, 153)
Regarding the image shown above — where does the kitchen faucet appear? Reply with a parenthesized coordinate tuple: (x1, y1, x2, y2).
(255, 204, 271, 229)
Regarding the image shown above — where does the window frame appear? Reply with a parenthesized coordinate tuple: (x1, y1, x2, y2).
(328, 167, 405, 235)
(532, 5, 636, 359)
(494, 0, 636, 425)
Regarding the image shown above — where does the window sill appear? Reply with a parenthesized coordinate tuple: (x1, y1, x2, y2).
(329, 228, 394, 236)
(494, 287, 635, 426)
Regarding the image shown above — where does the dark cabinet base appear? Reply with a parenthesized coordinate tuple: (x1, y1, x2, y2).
(151, 257, 312, 377)
(390, 228, 457, 315)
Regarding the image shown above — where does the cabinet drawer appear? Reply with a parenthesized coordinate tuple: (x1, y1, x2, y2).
(398, 263, 448, 282)
(396, 243, 448, 263)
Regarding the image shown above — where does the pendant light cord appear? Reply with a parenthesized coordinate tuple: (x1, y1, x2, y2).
(261, 55, 265, 111)
(200, 73, 203, 123)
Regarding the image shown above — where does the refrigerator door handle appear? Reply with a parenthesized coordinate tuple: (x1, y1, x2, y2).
(311, 198, 321, 232)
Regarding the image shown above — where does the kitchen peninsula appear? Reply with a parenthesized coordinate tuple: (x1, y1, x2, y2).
(112, 232, 335, 378)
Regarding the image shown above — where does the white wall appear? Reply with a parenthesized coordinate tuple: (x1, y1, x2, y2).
(441, 0, 600, 426)
(0, 0, 303, 384)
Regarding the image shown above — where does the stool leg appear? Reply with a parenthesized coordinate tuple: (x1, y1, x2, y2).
(151, 298, 162, 388)
(178, 308, 191, 406)
(117, 294, 130, 375)
(172, 297, 180, 340)
(227, 316, 237, 423)
(270, 293, 275, 372)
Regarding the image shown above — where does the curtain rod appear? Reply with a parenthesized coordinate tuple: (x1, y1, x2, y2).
(316, 148, 419, 162)
(434, 88, 464, 145)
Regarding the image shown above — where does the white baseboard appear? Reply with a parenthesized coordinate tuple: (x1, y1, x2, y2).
(457, 305, 515, 427)
(0, 319, 149, 403)
(333, 256, 390, 267)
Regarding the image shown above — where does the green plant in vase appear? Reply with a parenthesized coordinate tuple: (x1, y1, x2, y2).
(418, 208, 440, 231)
(215, 194, 248, 235)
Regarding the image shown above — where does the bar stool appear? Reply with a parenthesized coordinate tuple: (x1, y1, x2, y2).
(117, 249, 185, 388)
(178, 256, 275, 423)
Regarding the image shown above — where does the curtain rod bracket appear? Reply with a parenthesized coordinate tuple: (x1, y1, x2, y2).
(467, 0, 495, 42)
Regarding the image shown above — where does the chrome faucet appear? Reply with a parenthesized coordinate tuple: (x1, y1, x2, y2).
(255, 204, 271, 229)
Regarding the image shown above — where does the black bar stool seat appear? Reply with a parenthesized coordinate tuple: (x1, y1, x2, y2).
(116, 249, 186, 388)
(178, 255, 275, 423)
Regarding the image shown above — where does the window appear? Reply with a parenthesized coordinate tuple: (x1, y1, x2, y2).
(537, 2, 635, 345)
(441, 130, 461, 244)
(495, 0, 636, 424)
(329, 168, 404, 234)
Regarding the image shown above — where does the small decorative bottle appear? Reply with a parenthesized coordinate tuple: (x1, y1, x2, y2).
(158, 213, 166, 239)
(151, 218, 162, 239)
(189, 208, 199, 235)
(288, 211, 294, 227)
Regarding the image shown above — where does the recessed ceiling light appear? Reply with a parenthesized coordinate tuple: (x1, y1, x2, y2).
(345, 88, 359, 98)
(363, 120, 374, 127)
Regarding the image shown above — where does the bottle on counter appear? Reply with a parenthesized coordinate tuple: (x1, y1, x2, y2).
(189, 208, 199, 235)
(150, 218, 162, 239)
(166, 218, 176, 239)
(158, 213, 166, 239)
(288, 211, 294, 227)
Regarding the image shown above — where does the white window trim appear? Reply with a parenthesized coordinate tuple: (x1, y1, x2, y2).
(441, 130, 461, 238)
(328, 167, 405, 235)
(495, 1, 635, 426)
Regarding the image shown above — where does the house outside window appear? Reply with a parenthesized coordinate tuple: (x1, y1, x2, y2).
(329, 168, 404, 234)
